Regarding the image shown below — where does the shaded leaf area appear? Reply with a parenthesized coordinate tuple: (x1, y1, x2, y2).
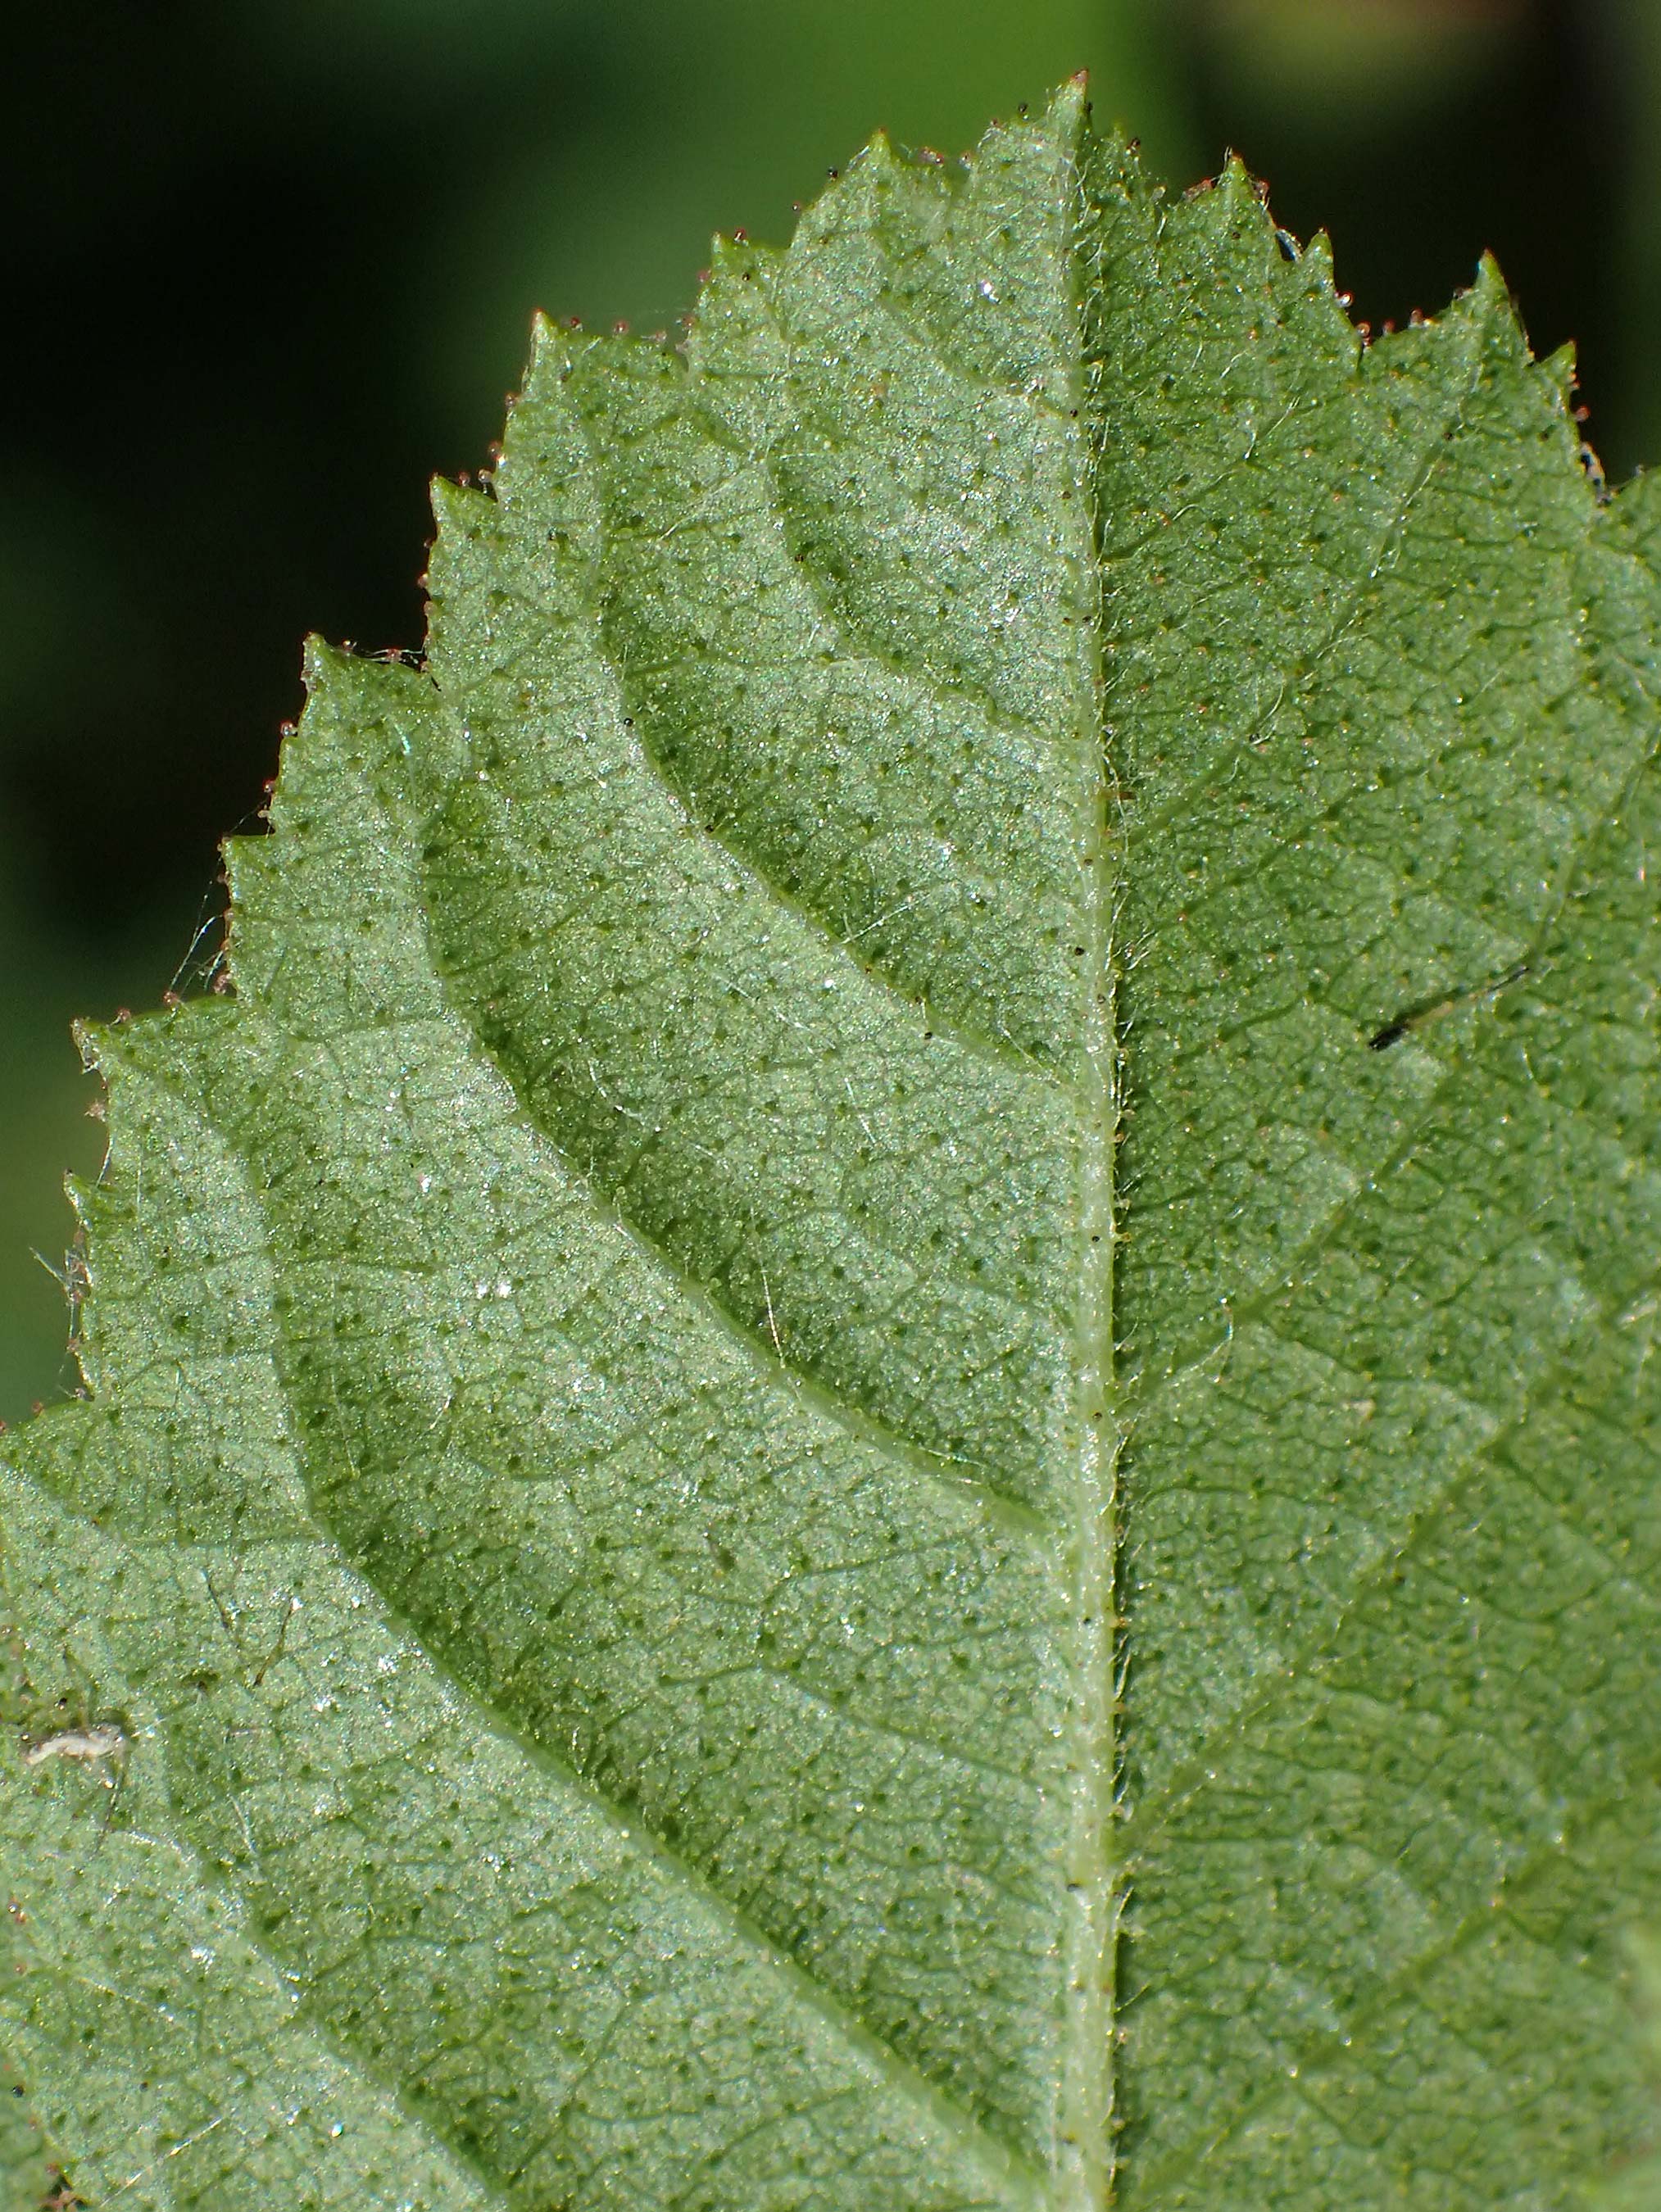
(1087, 155, 1661, 2202)
(2, 82, 1660, 2212)
(1589, 1933, 1661, 2209)
(0, 2051, 57, 2210)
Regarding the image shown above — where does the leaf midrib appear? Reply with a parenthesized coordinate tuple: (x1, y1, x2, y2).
(1055, 134, 1120, 2210)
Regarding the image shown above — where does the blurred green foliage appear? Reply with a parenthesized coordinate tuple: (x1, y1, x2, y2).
(0, 0, 1647, 1419)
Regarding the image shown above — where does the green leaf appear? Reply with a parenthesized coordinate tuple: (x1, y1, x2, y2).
(3, 82, 1659, 2207)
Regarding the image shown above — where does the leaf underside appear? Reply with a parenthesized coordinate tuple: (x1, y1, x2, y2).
(4, 84, 1660, 2210)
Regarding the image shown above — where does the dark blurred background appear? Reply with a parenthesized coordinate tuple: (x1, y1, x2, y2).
(0, 0, 1650, 1416)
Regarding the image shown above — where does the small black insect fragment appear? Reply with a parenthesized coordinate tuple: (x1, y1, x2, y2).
(1368, 961, 1530, 1050)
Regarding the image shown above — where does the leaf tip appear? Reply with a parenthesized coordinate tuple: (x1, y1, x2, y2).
(1047, 71, 1091, 132)
(300, 630, 338, 678)
(1468, 248, 1526, 334)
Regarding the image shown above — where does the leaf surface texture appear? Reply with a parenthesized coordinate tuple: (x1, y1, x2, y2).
(2, 85, 1659, 2209)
